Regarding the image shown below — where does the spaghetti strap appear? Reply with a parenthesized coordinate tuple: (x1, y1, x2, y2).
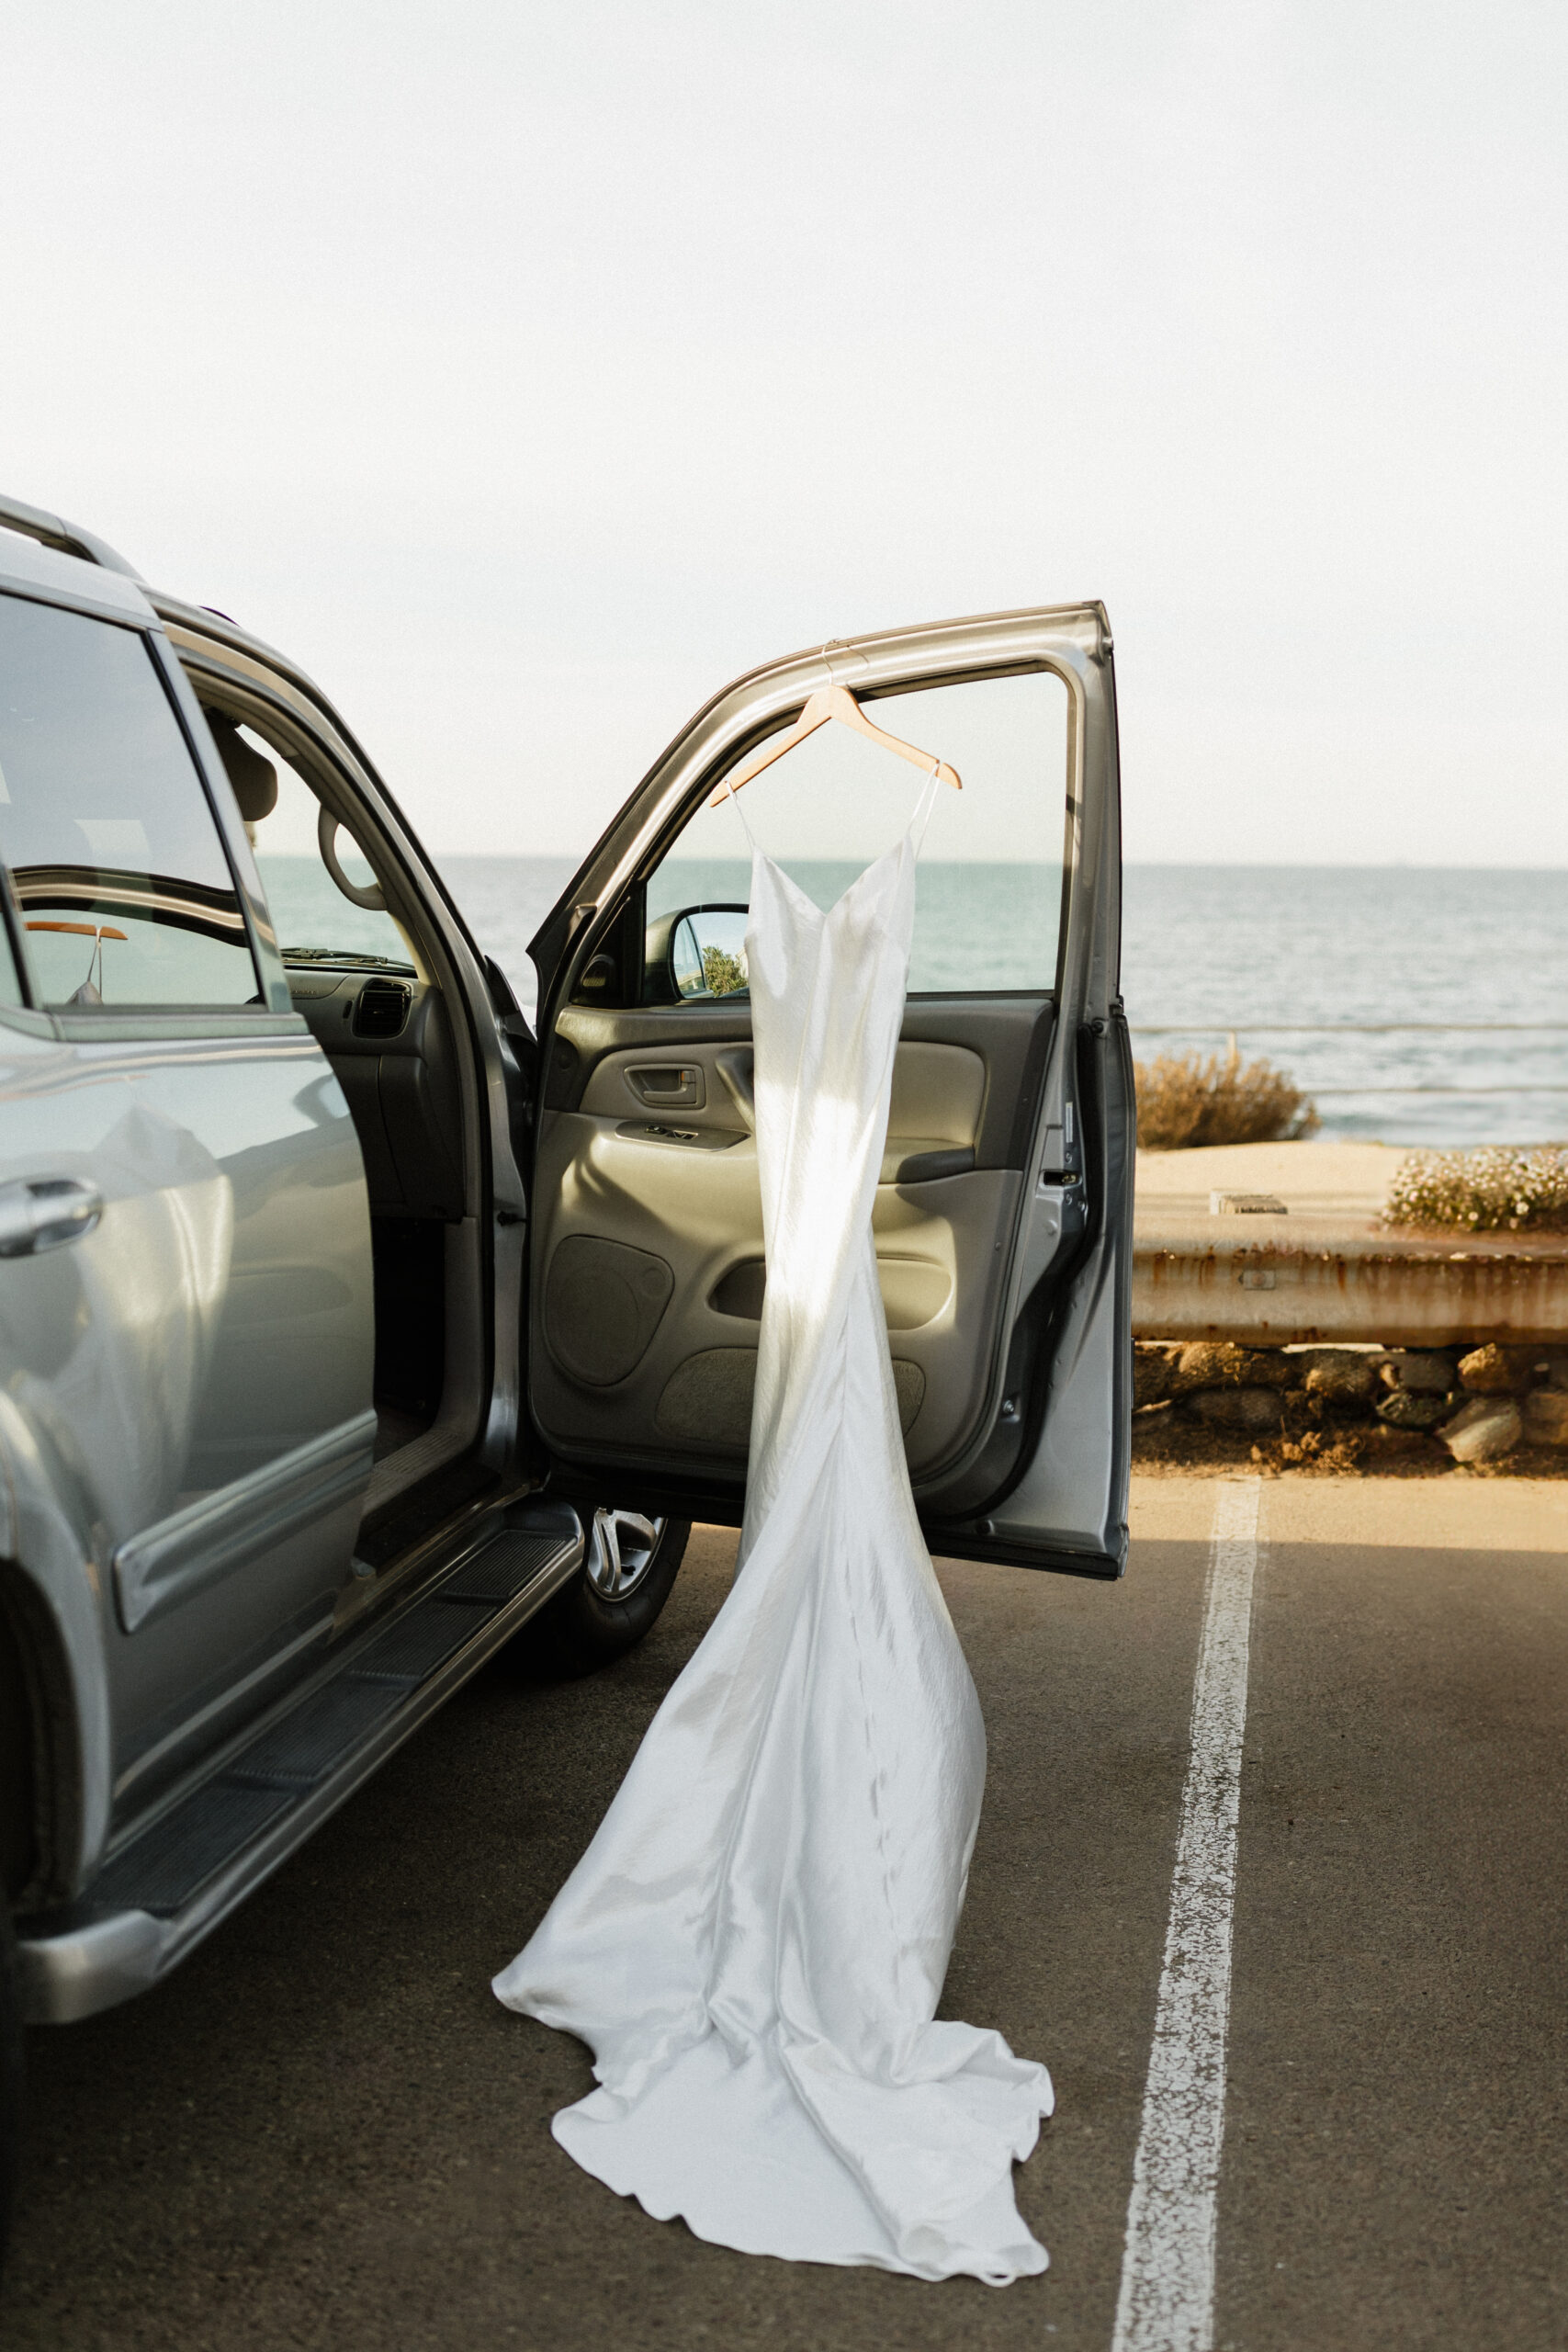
(910, 760, 943, 855)
(722, 745, 946, 885)
(723, 769, 758, 847)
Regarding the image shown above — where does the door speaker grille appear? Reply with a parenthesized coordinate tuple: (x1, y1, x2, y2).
(544, 1235, 674, 1385)
(655, 1350, 925, 1445)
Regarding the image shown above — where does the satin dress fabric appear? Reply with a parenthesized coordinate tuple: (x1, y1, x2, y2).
(493, 799, 1054, 2283)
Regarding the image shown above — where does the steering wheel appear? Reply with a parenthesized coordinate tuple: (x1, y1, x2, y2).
(318, 806, 387, 911)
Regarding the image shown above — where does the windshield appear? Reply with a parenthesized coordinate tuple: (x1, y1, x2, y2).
(232, 721, 416, 973)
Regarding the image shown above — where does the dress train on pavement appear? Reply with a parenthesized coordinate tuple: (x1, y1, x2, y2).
(493, 783, 1053, 2282)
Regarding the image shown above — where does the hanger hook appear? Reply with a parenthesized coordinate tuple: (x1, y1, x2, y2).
(820, 638, 869, 692)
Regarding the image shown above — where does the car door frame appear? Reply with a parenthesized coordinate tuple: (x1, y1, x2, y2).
(154, 602, 538, 1470)
(525, 604, 1132, 1578)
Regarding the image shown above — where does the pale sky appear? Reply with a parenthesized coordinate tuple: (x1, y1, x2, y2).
(4, 2, 1564, 864)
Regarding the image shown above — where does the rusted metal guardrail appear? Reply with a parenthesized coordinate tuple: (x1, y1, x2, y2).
(1133, 1217, 1568, 1347)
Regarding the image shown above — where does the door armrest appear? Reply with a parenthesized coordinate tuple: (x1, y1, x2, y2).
(880, 1141, 976, 1185)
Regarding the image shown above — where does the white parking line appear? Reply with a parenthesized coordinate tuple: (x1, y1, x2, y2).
(1110, 1476, 1262, 2352)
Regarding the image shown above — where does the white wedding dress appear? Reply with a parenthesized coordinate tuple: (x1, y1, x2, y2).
(493, 780, 1053, 2283)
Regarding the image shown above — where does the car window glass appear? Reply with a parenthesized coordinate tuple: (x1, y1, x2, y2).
(645, 670, 1068, 994)
(0, 915, 23, 1009)
(0, 597, 259, 1009)
(241, 729, 415, 972)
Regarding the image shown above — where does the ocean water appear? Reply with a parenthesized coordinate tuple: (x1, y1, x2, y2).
(1121, 866, 1568, 1147)
(262, 856, 1568, 1148)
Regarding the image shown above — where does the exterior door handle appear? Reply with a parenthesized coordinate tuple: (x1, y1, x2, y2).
(0, 1177, 104, 1258)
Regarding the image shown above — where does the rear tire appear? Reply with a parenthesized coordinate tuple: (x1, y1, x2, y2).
(517, 1511, 690, 1679)
(0, 1903, 22, 2269)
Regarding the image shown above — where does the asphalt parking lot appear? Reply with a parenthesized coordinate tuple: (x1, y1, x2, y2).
(5, 1476, 1566, 2351)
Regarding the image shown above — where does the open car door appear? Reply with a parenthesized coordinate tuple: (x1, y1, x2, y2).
(524, 606, 1132, 1577)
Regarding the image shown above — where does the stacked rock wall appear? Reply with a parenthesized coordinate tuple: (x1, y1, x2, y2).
(1134, 1339, 1568, 1467)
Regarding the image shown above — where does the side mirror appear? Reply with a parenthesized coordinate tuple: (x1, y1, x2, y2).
(645, 903, 750, 1002)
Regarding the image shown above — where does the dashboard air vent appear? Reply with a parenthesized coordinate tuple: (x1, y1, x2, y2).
(353, 978, 412, 1039)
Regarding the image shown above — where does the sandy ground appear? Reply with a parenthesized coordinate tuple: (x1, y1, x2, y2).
(1134, 1140, 1407, 1224)
(5, 1484, 1566, 2350)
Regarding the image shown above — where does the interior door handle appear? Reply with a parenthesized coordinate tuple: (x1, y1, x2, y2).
(626, 1065, 705, 1111)
(0, 1177, 104, 1258)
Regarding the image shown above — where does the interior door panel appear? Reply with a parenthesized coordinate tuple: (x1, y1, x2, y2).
(531, 1001, 1050, 1487)
(525, 605, 1130, 1576)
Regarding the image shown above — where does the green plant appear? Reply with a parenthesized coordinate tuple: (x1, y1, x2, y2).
(1382, 1146, 1568, 1233)
(701, 944, 748, 997)
(1134, 1047, 1320, 1151)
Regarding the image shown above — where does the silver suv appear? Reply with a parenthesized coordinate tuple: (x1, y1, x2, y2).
(0, 493, 1134, 2255)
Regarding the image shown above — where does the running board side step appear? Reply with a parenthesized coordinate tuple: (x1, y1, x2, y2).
(17, 1506, 584, 2023)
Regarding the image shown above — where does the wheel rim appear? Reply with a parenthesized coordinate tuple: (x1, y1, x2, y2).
(585, 1510, 664, 1600)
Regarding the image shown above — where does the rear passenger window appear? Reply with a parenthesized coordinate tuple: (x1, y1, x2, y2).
(0, 596, 259, 1010)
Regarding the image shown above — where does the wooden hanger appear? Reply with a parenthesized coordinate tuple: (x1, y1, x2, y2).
(25, 921, 129, 939)
(708, 681, 962, 808)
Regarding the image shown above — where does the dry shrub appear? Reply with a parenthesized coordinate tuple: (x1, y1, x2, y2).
(1382, 1146, 1568, 1234)
(1134, 1047, 1320, 1151)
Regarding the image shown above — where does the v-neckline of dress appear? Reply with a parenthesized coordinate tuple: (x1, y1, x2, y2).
(749, 825, 916, 928)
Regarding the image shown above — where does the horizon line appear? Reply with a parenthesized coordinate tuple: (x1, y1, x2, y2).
(391, 852, 1568, 874)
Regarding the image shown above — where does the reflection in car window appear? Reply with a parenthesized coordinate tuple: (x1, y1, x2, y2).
(0, 598, 259, 1009)
(645, 671, 1068, 995)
